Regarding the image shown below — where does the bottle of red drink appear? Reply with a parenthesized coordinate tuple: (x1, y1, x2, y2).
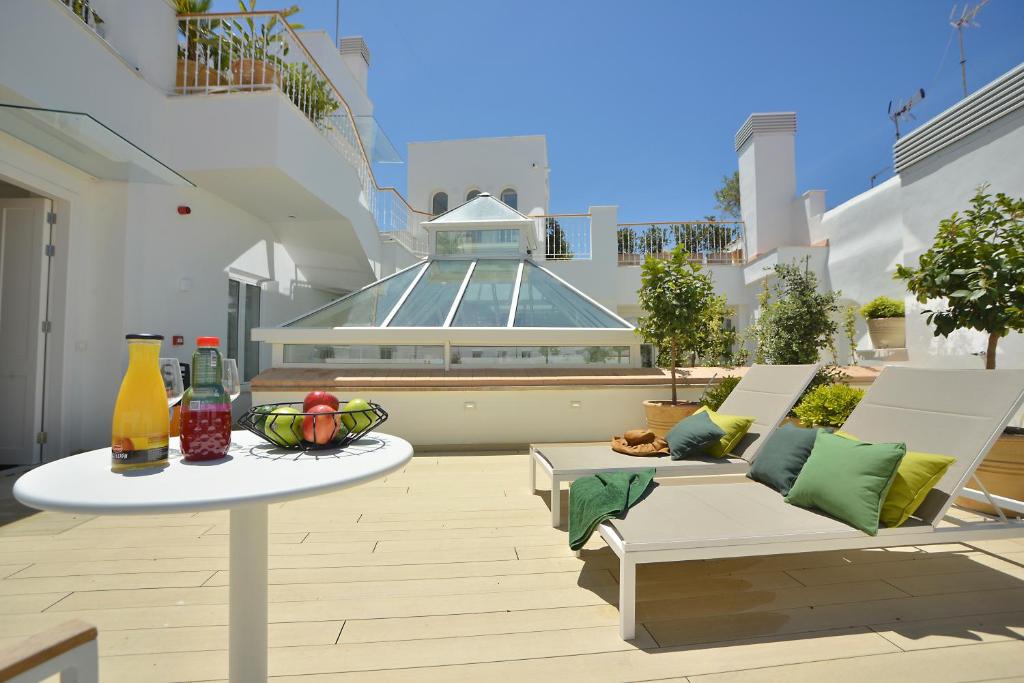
(180, 336, 231, 461)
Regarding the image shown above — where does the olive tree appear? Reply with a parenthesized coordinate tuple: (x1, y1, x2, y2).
(896, 186, 1024, 369)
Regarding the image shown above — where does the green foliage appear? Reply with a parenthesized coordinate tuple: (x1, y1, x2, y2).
(895, 186, 1024, 369)
(546, 218, 574, 259)
(747, 259, 840, 364)
(714, 171, 741, 220)
(636, 246, 724, 402)
(860, 296, 905, 319)
(843, 305, 858, 365)
(286, 62, 340, 122)
(793, 383, 864, 428)
(617, 227, 638, 255)
(700, 376, 740, 411)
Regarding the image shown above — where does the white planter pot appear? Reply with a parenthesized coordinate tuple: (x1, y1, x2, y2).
(867, 317, 905, 349)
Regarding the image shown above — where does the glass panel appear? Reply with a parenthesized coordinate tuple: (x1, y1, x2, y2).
(514, 262, 628, 328)
(435, 229, 520, 256)
(286, 264, 424, 327)
(388, 260, 471, 327)
(0, 104, 192, 185)
(451, 260, 519, 327)
(243, 283, 261, 381)
(450, 346, 630, 367)
(283, 345, 444, 366)
(428, 195, 524, 223)
(227, 279, 240, 362)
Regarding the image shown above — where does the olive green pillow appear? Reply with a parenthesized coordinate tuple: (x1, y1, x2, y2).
(881, 451, 956, 527)
(785, 431, 906, 535)
(694, 406, 755, 458)
(836, 432, 955, 528)
(666, 410, 726, 461)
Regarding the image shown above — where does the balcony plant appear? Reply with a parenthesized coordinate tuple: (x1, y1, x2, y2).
(636, 245, 727, 435)
(174, 0, 228, 91)
(793, 383, 863, 428)
(228, 1, 303, 88)
(285, 62, 340, 123)
(896, 185, 1024, 514)
(860, 296, 905, 349)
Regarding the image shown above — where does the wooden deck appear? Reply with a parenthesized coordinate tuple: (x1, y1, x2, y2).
(1, 453, 1023, 681)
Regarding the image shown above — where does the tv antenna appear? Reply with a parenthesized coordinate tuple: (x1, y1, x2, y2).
(950, 0, 988, 97)
(888, 88, 926, 140)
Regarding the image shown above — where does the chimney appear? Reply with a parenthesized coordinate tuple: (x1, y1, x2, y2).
(735, 112, 800, 257)
(339, 36, 371, 92)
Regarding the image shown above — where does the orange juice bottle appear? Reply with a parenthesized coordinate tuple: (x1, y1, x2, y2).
(111, 333, 169, 471)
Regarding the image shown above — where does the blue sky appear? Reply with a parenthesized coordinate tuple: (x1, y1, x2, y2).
(213, 0, 1023, 221)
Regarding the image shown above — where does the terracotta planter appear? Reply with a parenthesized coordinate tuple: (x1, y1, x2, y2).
(643, 400, 700, 438)
(957, 428, 1024, 516)
(866, 317, 906, 349)
(231, 58, 281, 87)
(176, 59, 225, 91)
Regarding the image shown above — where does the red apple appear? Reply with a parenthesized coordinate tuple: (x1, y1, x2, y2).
(303, 404, 339, 444)
(303, 390, 340, 412)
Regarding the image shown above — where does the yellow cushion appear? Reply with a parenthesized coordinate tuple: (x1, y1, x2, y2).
(833, 431, 955, 527)
(881, 451, 956, 527)
(694, 406, 755, 457)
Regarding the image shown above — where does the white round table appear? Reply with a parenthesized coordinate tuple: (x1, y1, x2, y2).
(14, 431, 413, 682)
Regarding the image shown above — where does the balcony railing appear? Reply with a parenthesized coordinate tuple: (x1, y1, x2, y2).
(536, 214, 592, 260)
(175, 11, 429, 255)
(59, 0, 107, 39)
(616, 221, 745, 266)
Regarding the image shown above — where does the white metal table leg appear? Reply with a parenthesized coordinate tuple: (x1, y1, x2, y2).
(619, 556, 636, 640)
(230, 504, 268, 683)
(529, 451, 536, 493)
(551, 476, 561, 528)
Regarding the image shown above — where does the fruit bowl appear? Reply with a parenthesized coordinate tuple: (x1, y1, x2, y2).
(238, 400, 388, 451)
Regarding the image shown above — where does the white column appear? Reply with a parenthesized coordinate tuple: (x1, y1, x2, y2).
(230, 504, 269, 683)
(619, 556, 637, 640)
(735, 113, 800, 258)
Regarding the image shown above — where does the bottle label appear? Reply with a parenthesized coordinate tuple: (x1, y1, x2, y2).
(112, 436, 169, 466)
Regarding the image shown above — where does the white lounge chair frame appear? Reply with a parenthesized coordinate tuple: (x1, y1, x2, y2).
(530, 364, 819, 526)
(595, 366, 1024, 640)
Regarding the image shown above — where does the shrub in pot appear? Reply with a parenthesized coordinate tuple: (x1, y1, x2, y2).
(227, 1, 302, 88)
(793, 383, 864, 429)
(699, 376, 740, 411)
(636, 245, 729, 436)
(898, 186, 1024, 513)
(860, 296, 905, 349)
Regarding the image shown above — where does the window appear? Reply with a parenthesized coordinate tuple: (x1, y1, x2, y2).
(500, 188, 517, 210)
(466, 189, 481, 201)
(227, 278, 263, 382)
(435, 229, 520, 256)
(283, 344, 444, 365)
(450, 346, 630, 367)
(431, 191, 448, 216)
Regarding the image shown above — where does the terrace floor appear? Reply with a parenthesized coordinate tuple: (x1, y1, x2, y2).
(2, 453, 1024, 681)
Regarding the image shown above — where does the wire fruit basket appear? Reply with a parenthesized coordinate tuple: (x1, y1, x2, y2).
(238, 401, 388, 451)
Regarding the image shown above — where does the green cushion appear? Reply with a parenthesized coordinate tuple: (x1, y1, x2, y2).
(881, 451, 956, 527)
(695, 406, 755, 457)
(666, 410, 726, 461)
(747, 423, 820, 495)
(785, 431, 906, 535)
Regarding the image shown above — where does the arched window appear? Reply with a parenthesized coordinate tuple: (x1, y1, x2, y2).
(500, 188, 518, 210)
(431, 191, 448, 216)
(466, 189, 481, 201)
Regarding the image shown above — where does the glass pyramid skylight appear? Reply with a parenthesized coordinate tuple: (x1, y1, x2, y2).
(286, 259, 631, 329)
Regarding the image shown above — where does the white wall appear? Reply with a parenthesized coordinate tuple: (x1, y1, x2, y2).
(407, 136, 549, 216)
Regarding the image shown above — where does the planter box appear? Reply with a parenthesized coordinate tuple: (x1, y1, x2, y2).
(231, 59, 281, 88)
(956, 428, 1024, 516)
(643, 400, 700, 438)
(176, 59, 226, 91)
(866, 317, 905, 349)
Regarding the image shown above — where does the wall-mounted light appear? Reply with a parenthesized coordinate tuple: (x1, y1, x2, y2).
(464, 401, 476, 410)
(569, 400, 582, 409)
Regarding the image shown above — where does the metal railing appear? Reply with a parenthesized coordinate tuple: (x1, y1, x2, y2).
(59, 0, 108, 39)
(535, 214, 592, 260)
(175, 11, 429, 255)
(616, 221, 745, 266)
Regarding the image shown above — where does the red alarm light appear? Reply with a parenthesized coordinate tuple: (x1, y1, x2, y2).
(177, 205, 191, 215)
(172, 335, 184, 346)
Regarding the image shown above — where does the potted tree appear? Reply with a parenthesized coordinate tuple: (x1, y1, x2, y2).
(175, 0, 227, 91)
(860, 296, 905, 349)
(897, 185, 1024, 514)
(228, 1, 301, 88)
(636, 245, 726, 436)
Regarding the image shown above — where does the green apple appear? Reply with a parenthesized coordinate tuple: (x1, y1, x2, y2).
(252, 404, 276, 431)
(265, 406, 302, 447)
(340, 398, 374, 434)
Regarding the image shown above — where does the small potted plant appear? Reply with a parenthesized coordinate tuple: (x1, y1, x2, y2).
(793, 383, 864, 429)
(860, 296, 905, 349)
(228, 1, 301, 88)
(636, 245, 725, 436)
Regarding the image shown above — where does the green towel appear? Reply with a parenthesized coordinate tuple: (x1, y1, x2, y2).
(568, 469, 655, 551)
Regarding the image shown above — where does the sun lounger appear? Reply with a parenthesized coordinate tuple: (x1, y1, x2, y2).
(595, 366, 1024, 640)
(530, 363, 819, 527)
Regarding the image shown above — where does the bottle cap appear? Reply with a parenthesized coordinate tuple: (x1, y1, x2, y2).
(126, 333, 164, 340)
(196, 336, 220, 347)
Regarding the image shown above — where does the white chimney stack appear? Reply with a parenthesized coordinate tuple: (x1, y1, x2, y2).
(338, 36, 371, 92)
